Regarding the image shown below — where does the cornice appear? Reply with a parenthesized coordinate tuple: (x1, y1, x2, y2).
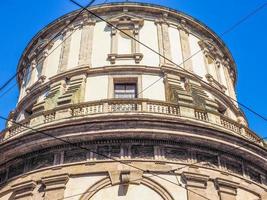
(16, 2, 237, 87)
(1, 114, 266, 166)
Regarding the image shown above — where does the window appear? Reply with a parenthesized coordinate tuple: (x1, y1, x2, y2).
(114, 83, 137, 99)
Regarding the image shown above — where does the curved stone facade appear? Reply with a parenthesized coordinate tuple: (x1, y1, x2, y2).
(0, 2, 266, 200)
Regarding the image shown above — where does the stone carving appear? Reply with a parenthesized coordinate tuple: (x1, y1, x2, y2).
(97, 145, 121, 160)
(131, 145, 154, 159)
(185, 80, 208, 110)
(11, 180, 36, 200)
(44, 80, 65, 110)
(64, 148, 87, 164)
(165, 147, 187, 161)
(57, 75, 86, 105)
(222, 158, 243, 175)
(8, 161, 24, 179)
(29, 153, 54, 171)
(196, 153, 218, 168)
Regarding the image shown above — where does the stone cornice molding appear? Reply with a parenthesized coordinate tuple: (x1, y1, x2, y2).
(16, 3, 237, 86)
(177, 19, 190, 34)
(198, 39, 224, 61)
(11, 180, 36, 199)
(14, 64, 244, 127)
(215, 178, 239, 196)
(182, 172, 209, 189)
(41, 173, 69, 191)
(107, 12, 144, 29)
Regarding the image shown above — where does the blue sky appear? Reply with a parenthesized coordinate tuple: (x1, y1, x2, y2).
(0, 0, 266, 139)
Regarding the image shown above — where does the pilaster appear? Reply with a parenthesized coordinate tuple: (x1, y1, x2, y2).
(41, 173, 69, 200)
(79, 15, 95, 67)
(215, 178, 239, 200)
(155, 14, 172, 66)
(178, 19, 193, 71)
(222, 59, 237, 101)
(182, 172, 210, 200)
(11, 180, 36, 200)
(58, 24, 73, 72)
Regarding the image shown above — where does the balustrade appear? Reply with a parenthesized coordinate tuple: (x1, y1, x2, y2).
(220, 116, 241, 133)
(0, 99, 263, 146)
(194, 110, 208, 121)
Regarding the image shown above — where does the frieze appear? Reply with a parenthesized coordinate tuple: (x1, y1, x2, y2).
(0, 141, 265, 186)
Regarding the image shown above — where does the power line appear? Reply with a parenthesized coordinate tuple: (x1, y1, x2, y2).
(60, 174, 150, 199)
(70, 0, 267, 123)
(0, 0, 97, 95)
(1, 0, 266, 183)
(0, 1, 266, 126)
(0, 2, 266, 199)
(0, 114, 211, 200)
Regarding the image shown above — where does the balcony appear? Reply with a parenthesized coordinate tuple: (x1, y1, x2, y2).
(0, 99, 264, 147)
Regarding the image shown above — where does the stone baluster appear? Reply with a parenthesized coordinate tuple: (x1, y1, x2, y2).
(41, 174, 69, 200)
(215, 178, 239, 200)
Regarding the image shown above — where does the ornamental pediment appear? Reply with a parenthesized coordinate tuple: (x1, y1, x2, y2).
(107, 13, 144, 27)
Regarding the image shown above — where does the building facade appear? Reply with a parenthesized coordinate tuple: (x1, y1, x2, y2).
(0, 2, 266, 200)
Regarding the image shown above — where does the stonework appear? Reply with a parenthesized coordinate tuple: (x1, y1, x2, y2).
(0, 2, 266, 200)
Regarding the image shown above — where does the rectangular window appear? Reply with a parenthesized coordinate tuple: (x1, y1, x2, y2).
(114, 83, 137, 99)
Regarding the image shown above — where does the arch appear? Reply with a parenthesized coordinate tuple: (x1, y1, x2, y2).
(79, 176, 174, 200)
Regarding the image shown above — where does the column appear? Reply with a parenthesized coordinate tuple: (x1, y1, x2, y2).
(78, 17, 95, 67)
(41, 174, 69, 200)
(58, 25, 73, 72)
(11, 180, 36, 200)
(182, 172, 209, 200)
(178, 20, 193, 71)
(215, 178, 239, 200)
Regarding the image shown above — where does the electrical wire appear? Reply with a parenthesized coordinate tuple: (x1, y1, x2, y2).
(70, 0, 267, 123)
(0, 2, 266, 199)
(0, 114, 211, 200)
(0, 0, 97, 94)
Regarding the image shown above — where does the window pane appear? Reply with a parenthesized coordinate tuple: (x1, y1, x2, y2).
(114, 83, 136, 98)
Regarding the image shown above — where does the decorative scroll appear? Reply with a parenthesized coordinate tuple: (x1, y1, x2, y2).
(131, 145, 154, 159)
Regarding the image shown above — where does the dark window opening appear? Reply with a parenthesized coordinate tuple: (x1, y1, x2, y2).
(114, 83, 137, 99)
